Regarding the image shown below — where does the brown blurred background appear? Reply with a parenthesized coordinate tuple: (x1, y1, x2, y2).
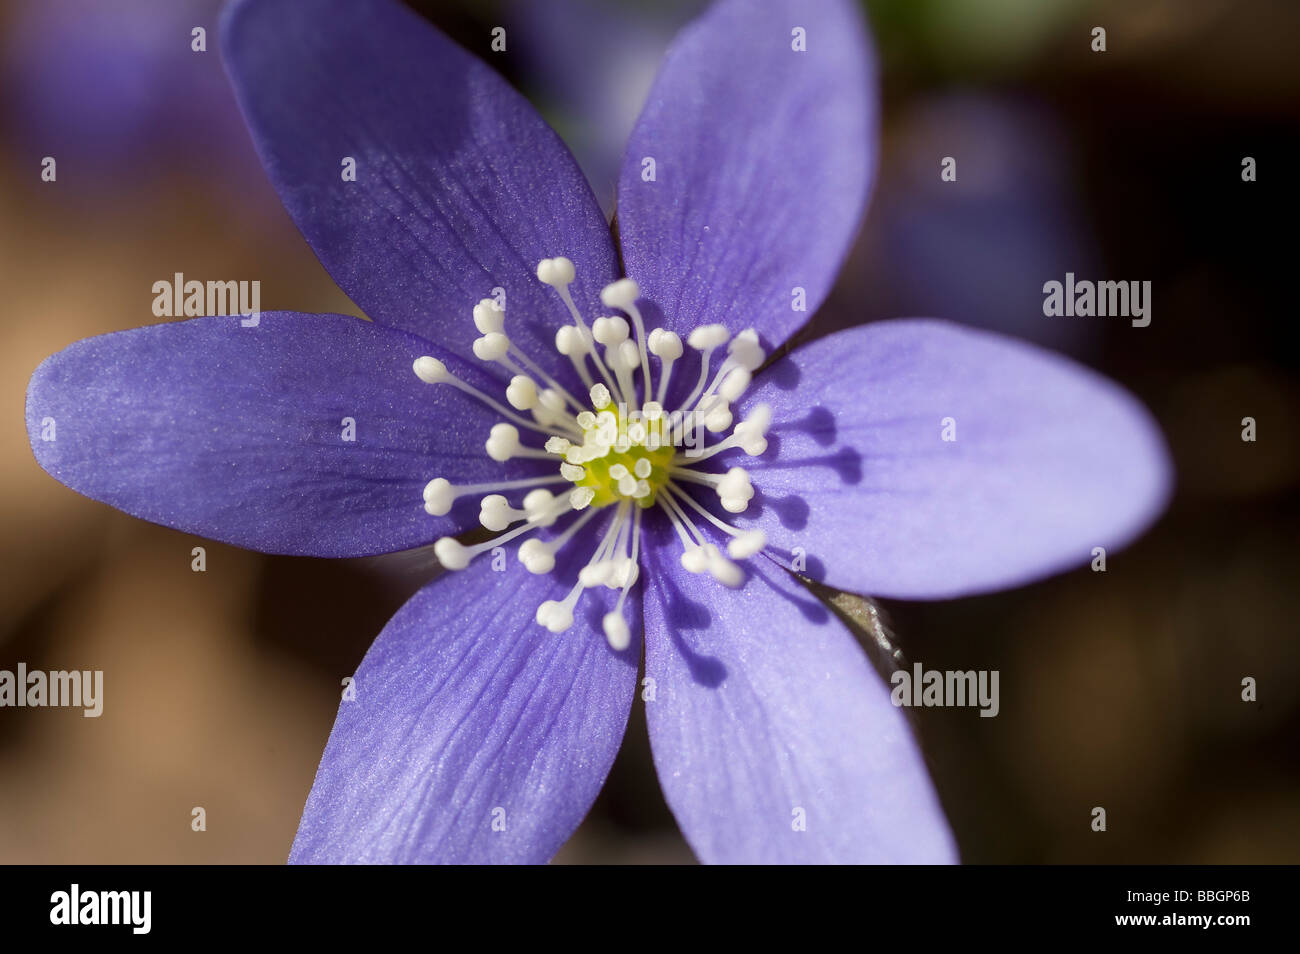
(1, 0, 1297, 863)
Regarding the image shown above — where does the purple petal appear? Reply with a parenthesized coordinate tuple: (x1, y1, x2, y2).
(617, 0, 874, 349)
(291, 554, 639, 864)
(26, 312, 519, 557)
(642, 538, 955, 863)
(736, 320, 1173, 598)
(220, 0, 618, 367)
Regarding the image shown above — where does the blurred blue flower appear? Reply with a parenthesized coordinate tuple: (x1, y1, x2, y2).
(844, 92, 1101, 354)
(3, 0, 254, 183)
(509, 0, 703, 215)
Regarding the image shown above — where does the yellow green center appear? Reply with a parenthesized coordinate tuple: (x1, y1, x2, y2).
(571, 408, 676, 508)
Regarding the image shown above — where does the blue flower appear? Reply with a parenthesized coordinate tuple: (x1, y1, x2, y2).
(3, 0, 251, 180)
(25, 0, 1170, 863)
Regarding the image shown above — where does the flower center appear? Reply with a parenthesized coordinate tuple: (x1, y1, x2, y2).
(411, 256, 772, 650)
(552, 397, 676, 509)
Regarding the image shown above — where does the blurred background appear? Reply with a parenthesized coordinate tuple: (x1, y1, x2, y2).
(1, 0, 1297, 863)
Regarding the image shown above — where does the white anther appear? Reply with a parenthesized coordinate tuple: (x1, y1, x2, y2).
(544, 436, 571, 455)
(536, 256, 576, 287)
(478, 494, 516, 532)
(592, 315, 629, 346)
(603, 612, 631, 651)
(506, 374, 538, 410)
(718, 366, 752, 402)
(413, 355, 449, 384)
(422, 477, 455, 515)
(472, 332, 510, 362)
(648, 329, 683, 361)
(680, 546, 710, 574)
(706, 545, 744, 588)
(626, 420, 647, 444)
(717, 466, 753, 498)
(600, 278, 640, 309)
(434, 537, 471, 570)
(570, 487, 596, 510)
(608, 463, 629, 480)
(555, 325, 587, 357)
(704, 403, 733, 433)
(633, 479, 651, 498)
(717, 466, 754, 513)
(580, 561, 613, 588)
(641, 401, 663, 420)
(589, 383, 611, 409)
(617, 339, 639, 373)
(727, 328, 765, 371)
(617, 474, 638, 496)
(609, 558, 639, 589)
(727, 529, 767, 559)
(536, 599, 574, 633)
(473, 298, 505, 334)
(687, 324, 729, 350)
(633, 457, 652, 479)
(560, 463, 585, 482)
(537, 388, 565, 414)
(576, 410, 597, 429)
(734, 404, 772, 455)
(522, 488, 558, 526)
(518, 538, 555, 574)
(485, 422, 522, 461)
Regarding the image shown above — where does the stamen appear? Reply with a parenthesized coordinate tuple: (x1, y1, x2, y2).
(507, 343, 585, 413)
(472, 299, 505, 334)
(434, 494, 573, 570)
(479, 493, 524, 531)
(670, 464, 754, 513)
(648, 328, 683, 405)
(601, 279, 652, 406)
(683, 403, 772, 462)
(607, 339, 637, 411)
(655, 488, 740, 585)
(413, 356, 578, 439)
(471, 331, 511, 363)
(703, 402, 733, 433)
(478, 488, 558, 533)
(506, 374, 538, 410)
(536, 502, 628, 633)
(684, 363, 751, 429)
(422, 474, 566, 516)
(657, 492, 700, 551)
(663, 482, 766, 559)
(602, 505, 643, 650)
(484, 423, 554, 462)
(470, 295, 588, 414)
(680, 324, 729, 410)
(518, 505, 601, 574)
(537, 257, 621, 398)
(727, 328, 765, 372)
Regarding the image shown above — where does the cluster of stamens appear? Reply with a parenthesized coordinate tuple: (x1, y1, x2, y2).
(414, 256, 771, 649)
